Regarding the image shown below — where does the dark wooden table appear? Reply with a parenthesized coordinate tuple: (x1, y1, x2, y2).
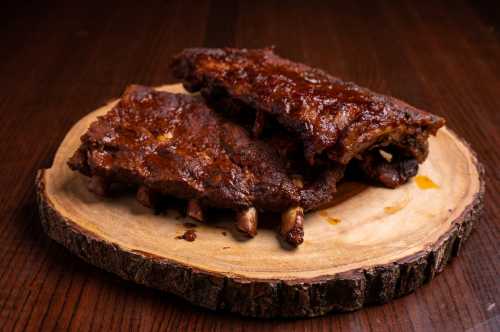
(1, 1, 499, 331)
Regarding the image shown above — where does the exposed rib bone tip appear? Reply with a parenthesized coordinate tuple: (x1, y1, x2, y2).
(136, 185, 157, 208)
(280, 206, 304, 246)
(291, 175, 304, 189)
(187, 199, 204, 222)
(379, 149, 393, 162)
(236, 207, 258, 237)
(87, 176, 110, 197)
(252, 110, 266, 137)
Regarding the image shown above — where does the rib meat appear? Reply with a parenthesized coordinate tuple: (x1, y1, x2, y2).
(68, 85, 342, 245)
(171, 47, 445, 187)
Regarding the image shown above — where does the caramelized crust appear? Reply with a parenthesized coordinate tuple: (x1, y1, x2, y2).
(68, 85, 340, 215)
(171, 47, 445, 166)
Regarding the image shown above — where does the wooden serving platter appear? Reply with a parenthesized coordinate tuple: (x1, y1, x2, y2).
(36, 84, 484, 318)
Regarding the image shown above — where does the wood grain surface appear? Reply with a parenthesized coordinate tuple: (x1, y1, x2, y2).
(36, 84, 484, 318)
(1, 0, 499, 331)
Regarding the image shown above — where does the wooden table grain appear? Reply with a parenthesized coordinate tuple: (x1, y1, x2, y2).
(1, 1, 499, 331)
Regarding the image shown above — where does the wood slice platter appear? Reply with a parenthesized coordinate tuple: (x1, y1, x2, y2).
(36, 84, 484, 318)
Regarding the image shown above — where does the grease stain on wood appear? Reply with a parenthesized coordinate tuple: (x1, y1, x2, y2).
(327, 217, 341, 225)
(415, 175, 439, 189)
(384, 194, 410, 215)
(319, 211, 341, 225)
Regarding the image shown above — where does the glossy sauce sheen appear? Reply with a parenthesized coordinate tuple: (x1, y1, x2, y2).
(171, 48, 445, 165)
(68, 85, 342, 212)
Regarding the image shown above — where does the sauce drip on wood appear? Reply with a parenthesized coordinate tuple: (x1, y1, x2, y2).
(319, 211, 341, 225)
(415, 175, 439, 189)
(384, 194, 410, 214)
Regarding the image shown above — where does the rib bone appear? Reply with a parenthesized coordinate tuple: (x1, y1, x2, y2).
(136, 185, 158, 208)
(236, 207, 258, 237)
(280, 206, 304, 246)
(87, 176, 110, 196)
(187, 199, 204, 222)
(252, 110, 266, 137)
